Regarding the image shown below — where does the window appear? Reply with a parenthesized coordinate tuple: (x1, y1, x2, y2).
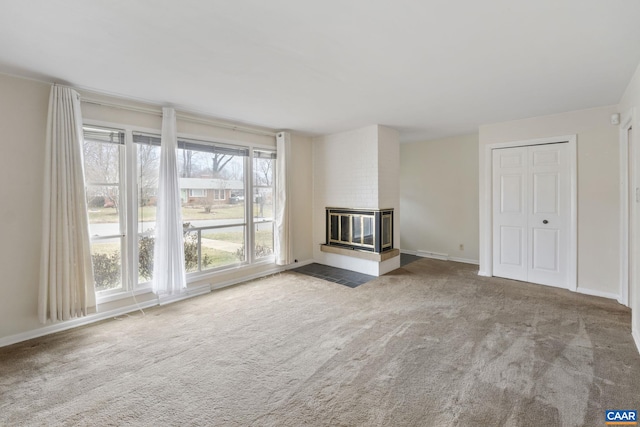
(253, 150, 276, 259)
(133, 132, 161, 285)
(213, 189, 225, 200)
(83, 126, 126, 293)
(178, 138, 249, 272)
(84, 125, 275, 297)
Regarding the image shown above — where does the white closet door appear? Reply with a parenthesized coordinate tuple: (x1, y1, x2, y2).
(492, 143, 571, 288)
(492, 146, 528, 282)
(527, 143, 570, 287)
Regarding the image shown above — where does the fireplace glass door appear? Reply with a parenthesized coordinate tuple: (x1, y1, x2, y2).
(382, 213, 392, 248)
(326, 208, 393, 253)
(350, 215, 374, 247)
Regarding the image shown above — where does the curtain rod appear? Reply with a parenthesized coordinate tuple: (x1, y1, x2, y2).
(79, 94, 277, 138)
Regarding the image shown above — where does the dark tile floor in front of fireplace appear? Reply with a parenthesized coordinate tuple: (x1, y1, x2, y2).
(292, 263, 375, 288)
(400, 253, 421, 267)
(292, 254, 421, 288)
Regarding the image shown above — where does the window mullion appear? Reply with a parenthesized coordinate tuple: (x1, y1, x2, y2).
(246, 151, 254, 265)
(116, 135, 127, 292)
(124, 129, 137, 291)
(197, 229, 202, 272)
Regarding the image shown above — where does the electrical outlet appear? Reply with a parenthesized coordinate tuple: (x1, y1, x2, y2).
(459, 244, 464, 251)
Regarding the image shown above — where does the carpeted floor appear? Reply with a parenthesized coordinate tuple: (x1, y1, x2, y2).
(1, 258, 639, 426)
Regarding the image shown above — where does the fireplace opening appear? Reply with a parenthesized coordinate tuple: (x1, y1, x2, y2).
(325, 207, 393, 253)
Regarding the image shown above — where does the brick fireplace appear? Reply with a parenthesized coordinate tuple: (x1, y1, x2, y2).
(313, 125, 400, 276)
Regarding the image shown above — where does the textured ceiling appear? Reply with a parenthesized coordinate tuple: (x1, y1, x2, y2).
(1, 0, 639, 141)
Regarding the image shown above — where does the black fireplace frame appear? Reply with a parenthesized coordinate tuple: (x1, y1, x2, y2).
(325, 207, 394, 253)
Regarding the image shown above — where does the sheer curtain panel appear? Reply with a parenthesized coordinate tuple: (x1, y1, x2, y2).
(38, 85, 96, 323)
(152, 107, 186, 295)
(275, 132, 292, 265)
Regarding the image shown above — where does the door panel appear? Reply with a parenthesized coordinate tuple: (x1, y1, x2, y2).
(500, 226, 524, 266)
(493, 143, 571, 288)
(501, 152, 525, 168)
(531, 228, 559, 271)
(532, 149, 559, 166)
(533, 173, 558, 214)
(501, 175, 523, 213)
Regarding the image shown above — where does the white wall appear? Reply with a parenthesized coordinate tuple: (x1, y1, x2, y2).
(479, 105, 620, 298)
(619, 62, 640, 350)
(312, 125, 400, 275)
(400, 134, 479, 263)
(619, 62, 640, 115)
(0, 74, 50, 340)
(0, 74, 314, 344)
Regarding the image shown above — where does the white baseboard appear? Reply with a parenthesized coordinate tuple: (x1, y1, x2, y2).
(158, 283, 211, 305)
(401, 249, 479, 265)
(416, 250, 448, 261)
(477, 271, 491, 277)
(448, 257, 480, 265)
(287, 259, 315, 269)
(0, 299, 158, 348)
(211, 271, 275, 290)
(633, 329, 640, 355)
(576, 287, 619, 301)
(209, 258, 314, 290)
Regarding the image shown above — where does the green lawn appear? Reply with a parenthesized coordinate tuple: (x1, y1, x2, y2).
(190, 247, 240, 272)
(90, 241, 120, 256)
(256, 229, 274, 248)
(182, 205, 246, 221)
(88, 203, 273, 223)
(202, 229, 273, 247)
(87, 208, 121, 223)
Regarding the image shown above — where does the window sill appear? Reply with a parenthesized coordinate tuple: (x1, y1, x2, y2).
(97, 285, 152, 305)
(96, 258, 277, 305)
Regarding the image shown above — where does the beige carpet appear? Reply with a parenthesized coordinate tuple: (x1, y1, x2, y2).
(1, 258, 639, 426)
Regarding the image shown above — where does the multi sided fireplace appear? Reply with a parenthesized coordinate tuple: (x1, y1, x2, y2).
(325, 207, 394, 253)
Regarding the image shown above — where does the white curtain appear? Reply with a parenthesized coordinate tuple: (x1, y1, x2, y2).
(39, 85, 96, 323)
(153, 107, 186, 295)
(274, 132, 293, 265)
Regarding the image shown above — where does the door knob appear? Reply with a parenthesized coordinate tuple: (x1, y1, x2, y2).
(543, 220, 548, 224)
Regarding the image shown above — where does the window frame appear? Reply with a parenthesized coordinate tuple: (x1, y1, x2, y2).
(252, 148, 277, 261)
(189, 188, 206, 198)
(83, 125, 128, 297)
(213, 189, 225, 200)
(177, 136, 251, 276)
(82, 119, 277, 303)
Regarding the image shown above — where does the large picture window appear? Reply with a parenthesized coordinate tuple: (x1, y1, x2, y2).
(84, 125, 275, 297)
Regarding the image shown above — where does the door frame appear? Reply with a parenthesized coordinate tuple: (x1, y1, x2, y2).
(619, 108, 636, 307)
(480, 135, 577, 291)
